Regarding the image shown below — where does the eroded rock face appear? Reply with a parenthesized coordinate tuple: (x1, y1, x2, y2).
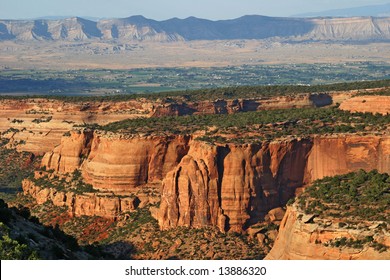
(0, 94, 332, 155)
(340, 95, 390, 115)
(41, 131, 191, 192)
(151, 94, 333, 117)
(157, 135, 390, 232)
(41, 130, 94, 173)
(37, 132, 390, 233)
(265, 206, 390, 260)
(0, 98, 155, 155)
(304, 135, 390, 182)
(157, 143, 223, 230)
(22, 179, 139, 219)
(82, 134, 190, 191)
(157, 139, 313, 232)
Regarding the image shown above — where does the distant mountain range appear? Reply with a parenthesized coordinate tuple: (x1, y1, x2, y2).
(1, 15, 390, 42)
(295, 2, 390, 17)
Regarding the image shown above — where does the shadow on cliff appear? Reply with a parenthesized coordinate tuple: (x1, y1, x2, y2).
(1, 201, 137, 260)
(309, 93, 333, 107)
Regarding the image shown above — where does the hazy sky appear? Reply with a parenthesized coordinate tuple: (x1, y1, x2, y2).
(1, 0, 390, 20)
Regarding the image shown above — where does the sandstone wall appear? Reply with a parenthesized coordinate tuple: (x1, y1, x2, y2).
(305, 135, 390, 182)
(41, 130, 94, 173)
(157, 139, 313, 232)
(41, 131, 191, 191)
(151, 93, 333, 117)
(265, 206, 390, 260)
(0, 98, 154, 154)
(38, 132, 390, 233)
(22, 179, 139, 219)
(82, 134, 190, 191)
(157, 135, 390, 232)
(340, 95, 390, 115)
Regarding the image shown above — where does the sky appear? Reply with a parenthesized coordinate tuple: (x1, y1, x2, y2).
(1, 0, 390, 20)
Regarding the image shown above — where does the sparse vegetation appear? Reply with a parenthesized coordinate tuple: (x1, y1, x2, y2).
(32, 116, 52, 124)
(298, 170, 390, 223)
(326, 236, 388, 253)
(0, 138, 40, 195)
(0, 224, 40, 260)
(81, 107, 390, 144)
(30, 170, 97, 195)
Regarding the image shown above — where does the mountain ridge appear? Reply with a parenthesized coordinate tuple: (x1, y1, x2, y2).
(1, 15, 390, 42)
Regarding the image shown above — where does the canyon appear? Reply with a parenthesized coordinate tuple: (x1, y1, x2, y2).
(0, 92, 336, 155)
(2, 87, 390, 259)
(22, 132, 390, 233)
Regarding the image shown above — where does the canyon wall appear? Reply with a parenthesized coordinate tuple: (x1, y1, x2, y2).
(0, 98, 154, 154)
(36, 131, 390, 232)
(22, 179, 139, 219)
(81, 134, 190, 191)
(151, 93, 332, 117)
(41, 131, 191, 191)
(157, 135, 390, 232)
(340, 95, 390, 115)
(157, 139, 312, 232)
(304, 135, 390, 182)
(265, 206, 390, 260)
(2, 90, 377, 156)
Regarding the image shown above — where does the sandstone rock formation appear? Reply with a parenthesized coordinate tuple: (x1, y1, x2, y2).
(22, 179, 139, 219)
(340, 95, 390, 115)
(0, 90, 372, 156)
(265, 205, 390, 260)
(157, 135, 390, 232)
(26, 116, 390, 233)
(82, 134, 190, 191)
(41, 131, 191, 191)
(304, 135, 390, 182)
(151, 94, 332, 117)
(0, 98, 154, 154)
(157, 139, 313, 232)
(35, 130, 390, 232)
(41, 130, 93, 173)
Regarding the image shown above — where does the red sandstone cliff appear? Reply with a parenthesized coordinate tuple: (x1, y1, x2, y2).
(157, 135, 390, 232)
(82, 133, 190, 191)
(151, 93, 333, 117)
(37, 132, 390, 233)
(157, 139, 313, 232)
(22, 179, 139, 219)
(304, 135, 390, 182)
(41, 131, 190, 191)
(41, 130, 94, 173)
(265, 205, 390, 260)
(0, 98, 154, 154)
(340, 95, 390, 115)
(0, 93, 335, 155)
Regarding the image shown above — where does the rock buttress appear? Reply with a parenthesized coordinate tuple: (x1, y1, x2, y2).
(158, 138, 313, 232)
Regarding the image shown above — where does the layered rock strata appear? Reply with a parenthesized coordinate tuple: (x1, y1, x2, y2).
(22, 179, 139, 219)
(0, 98, 154, 154)
(1, 90, 382, 155)
(158, 135, 390, 232)
(340, 95, 390, 115)
(265, 205, 390, 260)
(41, 131, 191, 191)
(31, 131, 390, 232)
(157, 139, 313, 232)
